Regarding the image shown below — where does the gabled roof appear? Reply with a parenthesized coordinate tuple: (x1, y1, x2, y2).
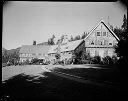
(48, 39, 84, 54)
(84, 20, 120, 41)
(19, 45, 50, 54)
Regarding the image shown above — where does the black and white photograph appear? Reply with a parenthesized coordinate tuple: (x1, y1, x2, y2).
(2, 1, 127, 101)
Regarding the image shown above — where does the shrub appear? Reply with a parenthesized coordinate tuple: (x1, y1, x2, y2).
(31, 58, 39, 64)
(91, 56, 101, 64)
(66, 58, 72, 65)
(102, 56, 115, 65)
(112, 55, 118, 64)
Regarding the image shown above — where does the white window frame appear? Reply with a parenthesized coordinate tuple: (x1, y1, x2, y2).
(97, 31, 101, 36)
(103, 31, 106, 36)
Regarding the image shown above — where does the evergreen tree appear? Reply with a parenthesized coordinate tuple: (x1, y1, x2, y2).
(81, 32, 87, 39)
(113, 26, 123, 40)
(47, 34, 55, 45)
(33, 40, 36, 45)
(121, 14, 127, 31)
(70, 35, 74, 41)
(115, 14, 128, 77)
(74, 35, 81, 41)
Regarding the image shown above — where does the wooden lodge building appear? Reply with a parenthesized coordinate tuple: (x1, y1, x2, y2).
(19, 20, 119, 63)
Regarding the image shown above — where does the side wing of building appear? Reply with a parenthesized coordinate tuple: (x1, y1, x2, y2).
(19, 45, 50, 62)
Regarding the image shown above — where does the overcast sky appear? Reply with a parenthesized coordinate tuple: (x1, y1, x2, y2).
(3, 1, 127, 50)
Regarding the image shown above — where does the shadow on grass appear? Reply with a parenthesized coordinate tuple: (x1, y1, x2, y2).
(53, 67, 122, 85)
(1, 71, 126, 101)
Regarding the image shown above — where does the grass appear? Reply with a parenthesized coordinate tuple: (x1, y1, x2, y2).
(2, 71, 125, 101)
(2, 65, 125, 101)
(53, 67, 121, 85)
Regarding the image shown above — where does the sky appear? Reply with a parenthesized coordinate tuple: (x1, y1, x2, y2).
(3, 1, 127, 50)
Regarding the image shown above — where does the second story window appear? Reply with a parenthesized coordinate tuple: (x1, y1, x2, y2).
(97, 31, 101, 36)
(103, 32, 106, 36)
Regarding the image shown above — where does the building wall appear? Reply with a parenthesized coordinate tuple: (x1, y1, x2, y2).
(86, 48, 115, 58)
(19, 53, 48, 63)
(85, 22, 118, 57)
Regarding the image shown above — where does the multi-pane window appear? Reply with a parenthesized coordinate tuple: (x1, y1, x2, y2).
(103, 32, 106, 36)
(97, 32, 101, 36)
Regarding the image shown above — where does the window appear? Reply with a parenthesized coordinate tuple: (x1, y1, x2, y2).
(107, 32, 109, 37)
(90, 40, 94, 45)
(97, 32, 101, 36)
(109, 43, 112, 45)
(103, 32, 106, 36)
(98, 40, 103, 45)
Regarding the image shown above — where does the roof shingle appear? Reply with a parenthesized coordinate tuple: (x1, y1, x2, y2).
(19, 45, 50, 54)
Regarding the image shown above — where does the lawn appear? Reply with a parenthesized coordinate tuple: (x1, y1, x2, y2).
(1, 71, 124, 101)
(2, 65, 125, 101)
(52, 65, 121, 85)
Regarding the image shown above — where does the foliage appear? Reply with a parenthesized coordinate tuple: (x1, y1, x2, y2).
(74, 35, 81, 41)
(81, 32, 88, 39)
(121, 14, 127, 31)
(33, 40, 36, 45)
(2, 48, 20, 66)
(73, 51, 83, 64)
(48, 34, 55, 45)
(55, 53, 61, 60)
(114, 14, 128, 76)
(31, 58, 40, 64)
(70, 35, 74, 41)
(24, 59, 30, 65)
(91, 56, 101, 64)
(113, 27, 123, 40)
(102, 56, 116, 65)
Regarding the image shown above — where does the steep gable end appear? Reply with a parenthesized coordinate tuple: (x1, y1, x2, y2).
(84, 20, 120, 41)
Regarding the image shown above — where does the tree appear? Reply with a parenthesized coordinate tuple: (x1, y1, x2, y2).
(91, 56, 101, 64)
(74, 35, 81, 41)
(121, 14, 127, 31)
(110, 24, 114, 31)
(81, 32, 88, 39)
(48, 35, 55, 45)
(115, 14, 128, 77)
(33, 40, 36, 45)
(70, 35, 74, 42)
(113, 27, 123, 40)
